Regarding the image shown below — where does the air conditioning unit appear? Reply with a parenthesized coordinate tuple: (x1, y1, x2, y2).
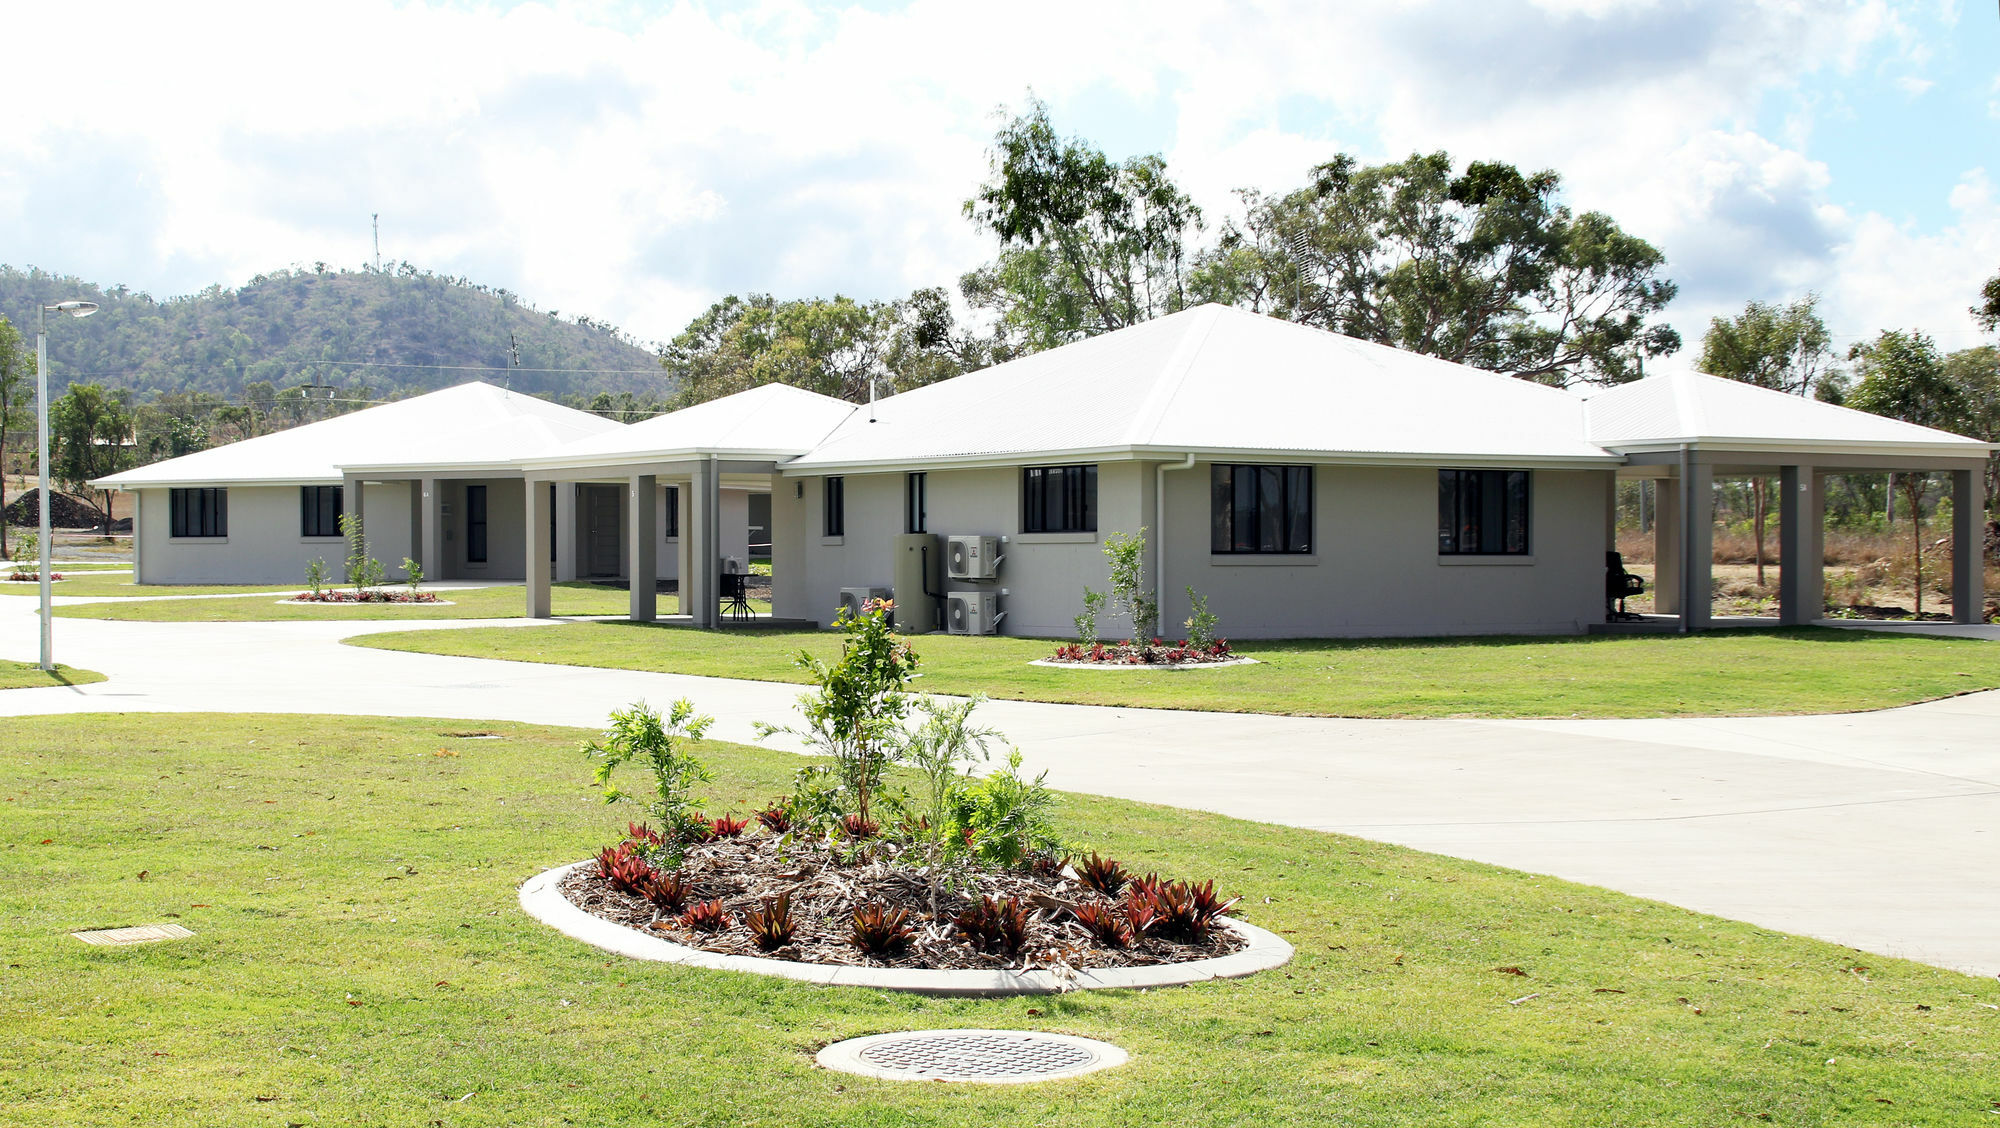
(947, 534, 1002, 580)
(946, 590, 999, 635)
(837, 586, 891, 619)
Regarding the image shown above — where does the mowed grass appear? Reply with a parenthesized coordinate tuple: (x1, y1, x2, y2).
(0, 660, 105, 690)
(54, 582, 649, 622)
(352, 621, 2000, 719)
(2, 574, 305, 599)
(3, 713, 1994, 1126)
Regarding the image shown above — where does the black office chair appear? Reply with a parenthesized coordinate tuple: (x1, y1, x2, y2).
(1606, 551, 1645, 621)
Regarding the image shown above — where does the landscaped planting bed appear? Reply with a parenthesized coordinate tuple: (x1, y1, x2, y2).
(287, 589, 443, 604)
(563, 826, 1243, 972)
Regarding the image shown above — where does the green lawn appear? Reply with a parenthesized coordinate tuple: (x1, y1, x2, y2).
(0, 660, 105, 690)
(1, 574, 303, 599)
(54, 583, 650, 622)
(352, 622, 2000, 719)
(3, 712, 1992, 1126)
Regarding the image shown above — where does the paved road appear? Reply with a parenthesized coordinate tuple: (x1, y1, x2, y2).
(3, 593, 1996, 978)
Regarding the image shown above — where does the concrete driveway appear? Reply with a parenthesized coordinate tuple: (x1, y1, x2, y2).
(2, 592, 1996, 978)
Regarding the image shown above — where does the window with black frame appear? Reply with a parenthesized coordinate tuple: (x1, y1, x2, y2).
(905, 472, 926, 534)
(823, 477, 845, 537)
(664, 485, 680, 539)
(300, 485, 343, 538)
(1210, 465, 1313, 554)
(169, 487, 227, 538)
(1022, 464, 1096, 533)
(1437, 469, 1531, 555)
(466, 484, 488, 563)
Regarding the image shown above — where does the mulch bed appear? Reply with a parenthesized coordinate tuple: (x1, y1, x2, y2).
(560, 834, 1245, 972)
(1045, 641, 1238, 666)
(289, 590, 442, 603)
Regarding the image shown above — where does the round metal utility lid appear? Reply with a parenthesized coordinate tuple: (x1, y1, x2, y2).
(817, 1029, 1127, 1084)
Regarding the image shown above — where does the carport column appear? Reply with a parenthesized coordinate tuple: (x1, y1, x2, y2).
(689, 457, 720, 628)
(1777, 464, 1822, 625)
(554, 482, 578, 582)
(1652, 479, 1680, 616)
(524, 477, 552, 618)
(1679, 454, 1713, 632)
(628, 474, 657, 622)
(418, 477, 444, 580)
(674, 481, 692, 613)
(342, 473, 366, 538)
(1952, 468, 1986, 624)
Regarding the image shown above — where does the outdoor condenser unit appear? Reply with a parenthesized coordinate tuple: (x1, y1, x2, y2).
(946, 534, 1002, 580)
(946, 590, 1000, 635)
(837, 586, 891, 619)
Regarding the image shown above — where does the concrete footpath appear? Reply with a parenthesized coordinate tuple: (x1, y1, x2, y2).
(2, 595, 1996, 979)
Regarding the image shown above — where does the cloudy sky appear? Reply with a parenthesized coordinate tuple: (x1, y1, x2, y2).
(3, 0, 1994, 372)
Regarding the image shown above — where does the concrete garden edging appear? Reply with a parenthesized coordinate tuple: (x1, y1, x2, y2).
(520, 860, 1293, 996)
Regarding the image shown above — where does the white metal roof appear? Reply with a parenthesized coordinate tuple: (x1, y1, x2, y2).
(95, 382, 622, 488)
(1582, 370, 1997, 459)
(523, 382, 858, 470)
(783, 304, 1620, 470)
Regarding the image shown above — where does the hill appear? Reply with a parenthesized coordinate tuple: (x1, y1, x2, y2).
(0, 263, 669, 404)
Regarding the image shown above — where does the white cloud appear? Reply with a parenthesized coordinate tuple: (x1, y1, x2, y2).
(0, 0, 1982, 371)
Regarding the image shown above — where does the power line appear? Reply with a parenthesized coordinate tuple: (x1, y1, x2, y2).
(58, 359, 667, 380)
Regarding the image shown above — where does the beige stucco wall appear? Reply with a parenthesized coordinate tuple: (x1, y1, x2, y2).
(133, 483, 415, 586)
(1157, 463, 1612, 638)
(775, 460, 1611, 639)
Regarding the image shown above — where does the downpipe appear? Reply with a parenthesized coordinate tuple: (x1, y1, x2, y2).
(1155, 453, 1197, 637)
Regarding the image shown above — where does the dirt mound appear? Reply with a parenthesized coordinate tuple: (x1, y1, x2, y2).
(3, 488, 106, 530)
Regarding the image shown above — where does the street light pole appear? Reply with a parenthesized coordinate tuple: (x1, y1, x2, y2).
(35, 299, 98, 672)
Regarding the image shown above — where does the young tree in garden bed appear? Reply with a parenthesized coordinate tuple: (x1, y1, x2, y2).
(756, 599, 916, 827)
(583, 698, 715, 866)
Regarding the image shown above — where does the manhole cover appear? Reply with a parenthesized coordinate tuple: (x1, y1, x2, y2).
(817, 1029, 1127, 1083)
(72, 923, 195, 946)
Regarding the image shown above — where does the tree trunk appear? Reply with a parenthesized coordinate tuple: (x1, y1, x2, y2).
(1753, 478, 1767, 588)
(98, 487, 113, 538)
(0, 424, 9, 561)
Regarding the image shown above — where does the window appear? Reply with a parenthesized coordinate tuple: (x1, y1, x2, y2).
(300, 485, 343, 538)
(169, 488, 227, 538)
(664, 485, 680, 539)
(1437, 469, 1531, 555)
(549, 483, 558, 563)
(905, 472, 926, 534)
(823, 476, 845, 537)
(1022, 464, 1096, 533)
(466, 484, 488, 563)
(1210, 465, 1312, 554)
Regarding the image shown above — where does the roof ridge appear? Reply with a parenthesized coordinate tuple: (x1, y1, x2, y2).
(1124, 305, 1222, 446)
(1672, 369, 1708, 441)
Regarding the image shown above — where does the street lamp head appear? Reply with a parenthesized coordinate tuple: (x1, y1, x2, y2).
(46, 300, 99, 318)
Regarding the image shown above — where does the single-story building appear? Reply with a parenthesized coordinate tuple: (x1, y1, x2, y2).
(100, 306, 1994, 636)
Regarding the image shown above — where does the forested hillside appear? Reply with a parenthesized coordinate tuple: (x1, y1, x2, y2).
(0, 263, 667, 403)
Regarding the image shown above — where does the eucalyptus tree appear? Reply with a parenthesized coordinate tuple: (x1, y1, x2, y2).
(0, 316, 30, 558)
(1846, 330, 1969, 617)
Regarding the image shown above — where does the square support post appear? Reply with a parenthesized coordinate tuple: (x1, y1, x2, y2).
(418, 477, 444, 580)
(1952, 468, 1987, 624)
(1680, 454, 1713, 632)
(1778, 464, 1823, 625)
(524, 477, 552, 619)
(1652, 478, 1681, 616)
(554, 482, 577, 581)
(674, 481, 692, 615)
(689, 458, 720, 628)
(628, 474, 658, 622)
(131, 491, 145, 584)
(342, 473, 366, 533)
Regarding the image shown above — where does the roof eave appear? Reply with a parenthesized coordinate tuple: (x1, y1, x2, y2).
(1598, 436, 2000, 459)
(780, 444, 1626, 475)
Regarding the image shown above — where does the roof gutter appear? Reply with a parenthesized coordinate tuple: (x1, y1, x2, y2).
(1156, 453, 1197, 638)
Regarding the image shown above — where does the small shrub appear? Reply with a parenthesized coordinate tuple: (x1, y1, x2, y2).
(1103, 529, 1158, 642)
(742, 893, 796, 950)
(954, 895, 1030, 954)
(679, 900, 730, 932)
(304, 557, 329, 597)
(1184, 586, 1220, 651)
(950, 750, 1062, 869)
(754, 800, 794, 834)
(1074, 588, 1106, 646)
(1073, 901, 1134, 949)
(850, 903, 917, 955)
(641, 870, 692, 912)
(582, 699, 715, 866)
(1074, 853, 1129, 898)
(840, 814, 880, 840)
(707, 814, 749, 839)
(401, 556, 424, 594)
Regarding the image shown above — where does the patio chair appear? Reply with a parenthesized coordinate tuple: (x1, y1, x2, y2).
(1605, 550, 1645, 621)
(720, 569, 751, 621)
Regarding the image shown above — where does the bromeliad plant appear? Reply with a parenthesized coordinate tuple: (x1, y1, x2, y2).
(849, 903, 917, 955)
(756, 598, 918, 828)
(583, 698, 716, 866)
(742, 893, 797, 950)
(954, 895, 1031, 955)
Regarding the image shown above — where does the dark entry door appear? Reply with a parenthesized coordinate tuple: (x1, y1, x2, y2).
(585, 485, 622, 576)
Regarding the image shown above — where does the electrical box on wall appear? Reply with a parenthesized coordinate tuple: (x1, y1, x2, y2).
(892, 533, 940, 634)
